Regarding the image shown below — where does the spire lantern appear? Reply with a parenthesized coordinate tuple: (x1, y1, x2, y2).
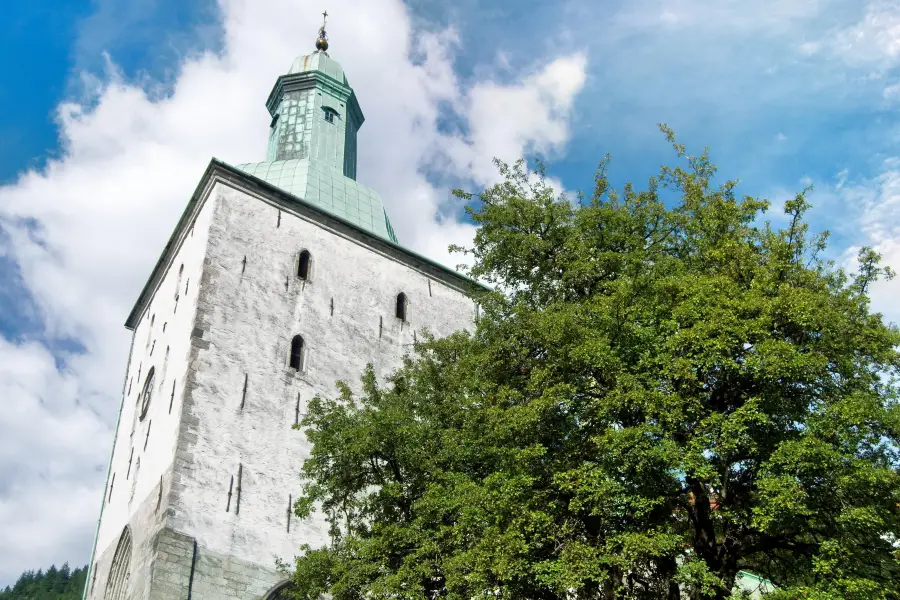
(315, 10, 329, 53)
(236, 16, 401, 244)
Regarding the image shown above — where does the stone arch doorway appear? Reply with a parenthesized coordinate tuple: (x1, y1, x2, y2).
(264, 580, 295, 599)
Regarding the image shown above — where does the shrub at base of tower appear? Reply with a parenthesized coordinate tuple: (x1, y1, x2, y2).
(288, 126, 900, 600)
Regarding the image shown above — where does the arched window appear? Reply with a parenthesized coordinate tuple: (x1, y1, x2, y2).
(322, 106, 338, 123)
(265, 581, 295, 600)
(297, 250, 311, 280)
(104, 526, 132, 600)
(289, 335, 305, 371)
(139, 367, 155, 420)
(395, 292, 407, 321)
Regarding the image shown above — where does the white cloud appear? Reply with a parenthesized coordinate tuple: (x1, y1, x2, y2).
(833, 1, 900, 66)
(802, 1, 900, 72)
(884, 81, 900, 102)
(0, 0, 586, 584)
(445, 54, 587, 186)
(754, 160, 900, 325)
(830, 158, 900, 324)
(615, 0, 825, 33)
(0, 338, 107, 578)
(835, 168, 849, 190)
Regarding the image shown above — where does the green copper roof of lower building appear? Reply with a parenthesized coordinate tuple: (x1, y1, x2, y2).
(235, 158, 399, 244)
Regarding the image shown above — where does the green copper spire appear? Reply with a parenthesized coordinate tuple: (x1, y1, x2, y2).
(264, 12, 361, 179)
(236, 17, 399, 244)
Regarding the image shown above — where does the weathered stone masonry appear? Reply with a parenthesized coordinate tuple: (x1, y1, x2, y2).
(85, 30, 480, 600)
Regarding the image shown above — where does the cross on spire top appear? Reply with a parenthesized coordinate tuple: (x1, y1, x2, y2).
(315, 9, 330, 52)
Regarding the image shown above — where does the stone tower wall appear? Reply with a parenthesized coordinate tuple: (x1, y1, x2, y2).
(269, 86, 359, 179)
(163, 182, 476, 585)
(86, 191, 218, 599)
(87, 174, 477, 599)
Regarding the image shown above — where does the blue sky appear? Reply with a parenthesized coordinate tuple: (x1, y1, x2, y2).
(0, 0, 220, 343)
(0, 0, 220, 184)
(1, 0, 899, 588)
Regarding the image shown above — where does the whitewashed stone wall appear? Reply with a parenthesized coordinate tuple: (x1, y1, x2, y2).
(87, 170, 477, 600)
(87, 193, 217, 599)
(168, 180, 476, 573)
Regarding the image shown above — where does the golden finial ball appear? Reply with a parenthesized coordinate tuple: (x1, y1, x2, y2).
(316, 37, 328, 51)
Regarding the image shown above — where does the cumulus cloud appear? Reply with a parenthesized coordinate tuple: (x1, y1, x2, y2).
(615, 0, 824, 34)
(0, 0, 586, 585)
(805, 159, 900, 326)
(840, 159, 900, 325)
(0, 338, 106, 575)
(797, 0, 900, 98)
(828, 1, 900, 70)
(763, 160, 900, 326)
(459, 54, 588, 185)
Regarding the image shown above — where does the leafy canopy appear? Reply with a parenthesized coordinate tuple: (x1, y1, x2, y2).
(289, 127, 900, 600)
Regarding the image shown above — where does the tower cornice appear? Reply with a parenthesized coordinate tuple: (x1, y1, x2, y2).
(264, 70, 364, 127)
(124, 159, 487, 330)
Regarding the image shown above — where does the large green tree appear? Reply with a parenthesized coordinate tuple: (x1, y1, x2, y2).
(288, 128, 900, 600)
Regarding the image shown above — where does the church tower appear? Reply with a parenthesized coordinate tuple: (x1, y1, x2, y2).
(84, 18, 477, 600)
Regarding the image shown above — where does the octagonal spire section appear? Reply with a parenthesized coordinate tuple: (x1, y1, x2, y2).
(264, 51, 363, 179)
(235, 48, 399, 244)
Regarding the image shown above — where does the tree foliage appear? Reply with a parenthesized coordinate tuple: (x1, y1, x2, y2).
(0, 564, 88, 600)
(289, 127, 900, 600)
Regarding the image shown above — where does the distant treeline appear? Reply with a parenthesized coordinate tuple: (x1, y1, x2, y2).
(0, 564, 87, 600)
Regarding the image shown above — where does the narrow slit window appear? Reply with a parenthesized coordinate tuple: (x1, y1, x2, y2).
(297, 250, 311, 280)
(395, 292, 407, 321)
(289, 335, 305, 371)
(161, 346, 169, 384)
(175, 264, 184, 299)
